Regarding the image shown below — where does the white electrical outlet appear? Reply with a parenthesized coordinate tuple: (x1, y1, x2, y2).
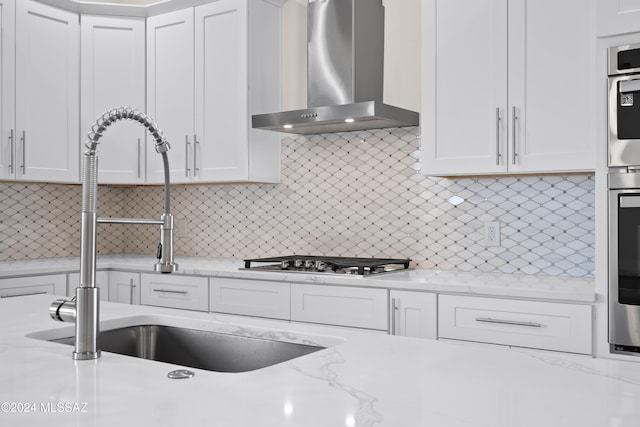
(484, 221, 500, 247)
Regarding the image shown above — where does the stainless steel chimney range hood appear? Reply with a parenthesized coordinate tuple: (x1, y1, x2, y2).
(252, 0, 419, 135)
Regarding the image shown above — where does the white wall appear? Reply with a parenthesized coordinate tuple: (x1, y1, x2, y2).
(281, 0, 421, 112)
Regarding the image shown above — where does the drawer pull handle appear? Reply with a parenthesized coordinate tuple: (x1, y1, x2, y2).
(153, 288, 188, 295)
(1, 291, 48, 298)
(475, 317, 542, 328)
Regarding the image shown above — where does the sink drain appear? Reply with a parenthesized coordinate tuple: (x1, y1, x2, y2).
(167, 369, 195, 379)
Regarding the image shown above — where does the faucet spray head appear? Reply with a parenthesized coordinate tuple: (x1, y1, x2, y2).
(155, 213, 178, 273)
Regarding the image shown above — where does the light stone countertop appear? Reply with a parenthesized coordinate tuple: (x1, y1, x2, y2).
(0, 255, 595, 302)
(0, 295, 637, 427)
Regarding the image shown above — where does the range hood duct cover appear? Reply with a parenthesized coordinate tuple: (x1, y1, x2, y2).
(252, 0, 419, 135)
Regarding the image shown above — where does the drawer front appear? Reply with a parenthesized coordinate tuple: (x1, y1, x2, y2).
(140, 274, 209, 312)
(0, 284, 54, 299)
(210, 278, 290, 320)
(0, 274, 67, 297)
(291, 284, 388, 330)
(438, 295, 592, 354)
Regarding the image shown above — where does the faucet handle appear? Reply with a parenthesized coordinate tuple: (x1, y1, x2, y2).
(49, 298, 76, 322)
(156, 243, 163, 260)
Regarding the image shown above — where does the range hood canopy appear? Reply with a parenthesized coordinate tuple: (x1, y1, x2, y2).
(252, 0, 419, 135)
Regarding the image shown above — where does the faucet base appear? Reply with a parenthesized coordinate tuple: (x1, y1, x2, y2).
(155, 262, 179, 273)
(73, 350, 101, 360)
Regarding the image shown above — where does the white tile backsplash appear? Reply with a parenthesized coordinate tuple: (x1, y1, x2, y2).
(0, 127, 595, 277)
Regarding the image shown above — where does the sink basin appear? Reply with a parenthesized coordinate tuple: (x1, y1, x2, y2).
(48, 324, 326, 373)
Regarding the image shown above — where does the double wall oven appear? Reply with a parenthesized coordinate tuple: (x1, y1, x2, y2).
(608, 43, 640, 355)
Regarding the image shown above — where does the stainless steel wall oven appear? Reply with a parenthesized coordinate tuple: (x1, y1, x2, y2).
(609, 43, 640, 168)
(609, 187, 640, 355)
(608, 43, 640, 356)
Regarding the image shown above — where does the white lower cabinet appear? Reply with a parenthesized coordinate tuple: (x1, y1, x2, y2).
(67, 271, 109, 301)
(438, 295, 593, 355)
(291, 284, 388, 331)
(209, 278, 290, 320)
(140, 273, 208, 311)
(0, 274, 66, 298)
(108, 271, 140, 305)
(389, 290, 437, 339)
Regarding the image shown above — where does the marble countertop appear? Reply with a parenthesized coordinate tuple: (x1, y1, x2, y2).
(0, 255, 596, 302)
(0, 295, 637, 426)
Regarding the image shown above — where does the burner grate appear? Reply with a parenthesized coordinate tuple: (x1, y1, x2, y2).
(243, 256, 411, 275)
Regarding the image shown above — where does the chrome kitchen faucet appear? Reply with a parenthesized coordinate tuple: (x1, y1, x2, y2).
(49, 107, 178, 360)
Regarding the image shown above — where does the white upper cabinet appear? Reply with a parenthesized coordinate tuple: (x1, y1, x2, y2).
(422, 0, 596, 176)
(147, 0, 281, 184)
(597, 0, 640, 36)
(0, 0, 15, 181)
(15, 0, 80, 183)
(81, 15, 146, 184)
(423, 0, 508, 175)
(146, 8, 195, 184)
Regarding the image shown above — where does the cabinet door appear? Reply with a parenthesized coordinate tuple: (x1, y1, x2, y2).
(194, 0, 249, 182)
(147, 8, 194, 184)
(389, 290, 437, 339)
(422, 0, 508, 175)
(246, 0, 281, 183)
(108, 271, 140, 305)
(0, 0, 14, 180)
(507, 0, 595, 173)
(0, 274, 66, 298)
(291, 284, 388, 330)
(15, 0, 79, 183)
(67, 271, 109, 301)
(81, 15, 146, 184)
(597, 0, 640, 36)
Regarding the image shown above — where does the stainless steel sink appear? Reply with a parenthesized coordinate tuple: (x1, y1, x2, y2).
(51, 324, 325, 373)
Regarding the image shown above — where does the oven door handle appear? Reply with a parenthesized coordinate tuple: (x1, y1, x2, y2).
(620, 195, 640, 208)
(619, 78, 640, 93)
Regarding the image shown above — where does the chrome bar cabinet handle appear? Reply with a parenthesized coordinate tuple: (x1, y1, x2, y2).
(1, 291, 48, 298)
(8, 129, 14, 174)
(137, 138, 141, 179)
(511, 106, 518, 165)
(129, 278, 136, 304)
(475, 317, 541, 328)
(20, 130, 26, 173)
(193, 134, 199, 177)
(390, 298, 399, 335)
(185, 135, 191, 177)
(495, 107, 501, 165)
(152, 288, 188, 295)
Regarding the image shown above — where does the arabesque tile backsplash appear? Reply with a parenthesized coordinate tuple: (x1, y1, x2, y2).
(0, 127, 594, 277)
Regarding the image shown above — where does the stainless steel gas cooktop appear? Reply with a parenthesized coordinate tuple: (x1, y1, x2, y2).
(242, 256, 411, 276)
